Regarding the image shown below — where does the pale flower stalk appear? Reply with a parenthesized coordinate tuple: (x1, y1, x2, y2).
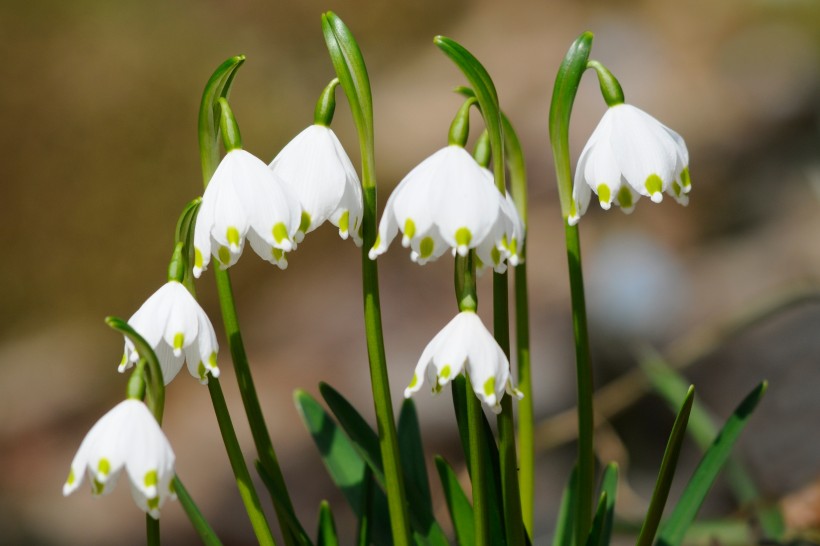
(193, 148, 301, 275)
(119, 280, 220, 385)
(570, 103, 690, 225)
(270, 124, 363, 245)
(62, 399, 176, 519)
(404, 310, 523, 413)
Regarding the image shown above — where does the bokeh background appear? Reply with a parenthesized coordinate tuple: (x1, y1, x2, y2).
(2, 0, 820, 544)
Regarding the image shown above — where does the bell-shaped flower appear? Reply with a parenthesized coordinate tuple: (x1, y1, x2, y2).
(369, 145, 509, 266)
(193, 148, 301, 275)
(473, 168, 525, 274)
(63, 399, 176, 519)
(118, 280, 220, 385)
(570, 103, 690, 225)
(404, 311, 523, 413)
(270, 124, 363, 246)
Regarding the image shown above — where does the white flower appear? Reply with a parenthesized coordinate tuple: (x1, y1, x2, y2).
(370, 145, 516, 267)
(193, 149, 302, 275)
(570, 103, 691, 225)
(404, 311, 523, 413)
(63, 399, 176, 519)
(119, 280, 220, 385)
(269, 124, 363, 246)
(473, 168, 525, 274)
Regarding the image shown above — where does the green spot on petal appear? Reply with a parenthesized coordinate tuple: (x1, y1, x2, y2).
(440, 365, 451, 379)
(226, 226, 240, 247)
(490, 246, 501, 265)
(408, 373, 418, 389)
(92, 478, 104, 495)
(272, 247, 284, 261)
(569, 199, 578, 218)
(617, 187, 633, 209)
(299, 211, 311, 234)
(173, 333, 184, 351)
(67, 468, 76, 486)
(218, 246, 231, 264)
(373, 233, 381, 249)
(483, 377, 495, 397)
(272, 222, 289, 243)
(672, 181, 682, 197)
(597, 184, 611, 204)
(208, 352, 217, 368)
(197, 361, 206, 379)
(509, 239, 518, 256)
(419, 237, 434, 259)
(404, 218, 416, 240)
(645, 174, 663, 196)
(120, 353, 127, 366)
(144, 470, 158, 488)
(455, 227, 471, 248)
(339, 210, 349, 233)
(474, 253, 485, 269)
(194, 248, 203, 269)
(147, 497, 159, 511)
(97, 458, 111, 477)
(680, 167, 691, 189)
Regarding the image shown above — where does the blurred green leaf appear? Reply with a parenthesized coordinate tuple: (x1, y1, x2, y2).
(636, 386, 695, 546)
(597, 463, 618, 546)
(640, 350, 785, 540)
(552, 465, 578, 546)
(398, 399, 433, 509)
(435, 456, 475, 546)
(585, 492, 608, 546)
(318, 383, 449, 545)
(316, 501, 339, 546)
(294, 389, 392, 545)
(657, 382, 768, 546)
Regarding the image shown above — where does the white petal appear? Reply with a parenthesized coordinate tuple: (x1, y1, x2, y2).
(369, 183, 401, 259)
(160, 283, 200, 358)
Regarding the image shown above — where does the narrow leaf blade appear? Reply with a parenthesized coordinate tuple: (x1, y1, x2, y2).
(316, 501, 339, 546)
(435, 456, 475, 546)
(552, 465, 578, 546)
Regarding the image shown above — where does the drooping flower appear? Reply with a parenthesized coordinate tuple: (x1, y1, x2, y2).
(269, 124, 363, 246)
(63, 399, 176, 519)
(570, 103, 690, 225)
(473, 168, 525, 273)
(369, 145, 512, 266)
(404, 311, 523, 413)
(193, 148, 301, 275)
(119, 280, 220, 385)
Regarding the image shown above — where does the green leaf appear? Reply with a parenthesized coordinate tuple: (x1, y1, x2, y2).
(316, 501, 339, 546)
(552, 465, 578, 546)
(294, 390, 392, 546)
(635, 386, 695, 546)
(585, 492, 608, 546)
(398, 399, 433, 515)
(640, 350, 784, 540)
(597, 463, 618, 546)
(197, 55, 245, 184)
(435, 456, 475, 546)
(173, 476, 223, 546)
(657, 382, 768, 546)
(319, 384, 449, 546)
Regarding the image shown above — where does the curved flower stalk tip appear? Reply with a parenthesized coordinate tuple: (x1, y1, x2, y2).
(369, 145, 513, 266)
(119, 280, 220, 385)
(269, 124, 363, 245)
(569, 103, 691, 225)
(193, 148, 301, 276)
(405, 310, 523, 413)
(63, 399, 176, 519)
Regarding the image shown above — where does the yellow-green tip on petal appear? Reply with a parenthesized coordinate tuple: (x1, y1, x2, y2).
(597, 184, 611, 208)
(419, 236, 434, 259)
(299, 211, 312, 234)
(226, 226, 240, 249)
(483, 377, 495, 397)
(339, 210, 349, 234)
(645, 174, 663, 202)
(272, 222, 289, 244)
(439, 365, 451, 379)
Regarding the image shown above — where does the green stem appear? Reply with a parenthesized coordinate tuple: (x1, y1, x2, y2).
(173, 477, 224, 546)
(502, 113, 534, 535)
(466, 378, 490, 546)
(213, 268, 290, 545)
(549, 32, 595, 544)
(564, 224, 595, 545)
(322, 12, 411, 545)
(147, 515, 160, 546)
(207, 378, 275, 546)
(455, 253, 488, 546)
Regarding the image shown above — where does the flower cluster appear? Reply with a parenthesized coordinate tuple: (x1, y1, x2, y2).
(63, 400, 176, 519)
(570, 103, 690, 225)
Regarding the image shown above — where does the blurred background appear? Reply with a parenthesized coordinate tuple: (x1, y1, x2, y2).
(2, 0, 819, 544)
